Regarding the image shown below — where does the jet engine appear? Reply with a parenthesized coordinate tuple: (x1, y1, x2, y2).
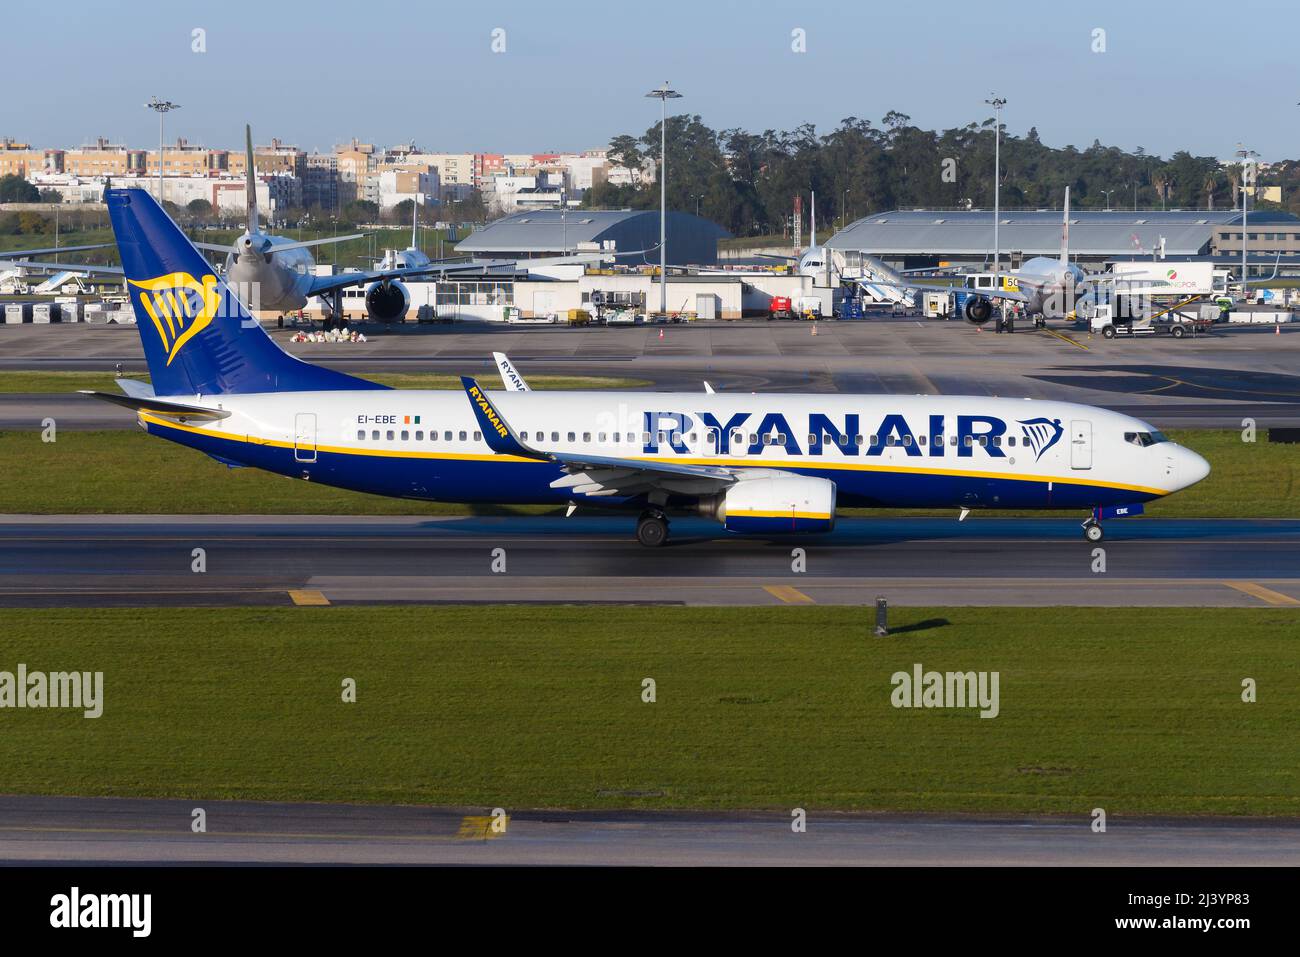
(365, 279, 410, 323)
(963, 295, 993, 324)
(698, 475, 836, 534)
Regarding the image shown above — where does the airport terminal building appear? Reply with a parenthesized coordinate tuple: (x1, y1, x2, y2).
(457, 208, 729, 266)
(827, 208, 1300, 278)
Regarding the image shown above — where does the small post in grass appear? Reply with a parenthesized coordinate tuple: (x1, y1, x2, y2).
(874, 596, 888, 637)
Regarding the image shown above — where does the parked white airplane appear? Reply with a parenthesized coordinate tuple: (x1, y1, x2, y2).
(86, 188, 1210, 546)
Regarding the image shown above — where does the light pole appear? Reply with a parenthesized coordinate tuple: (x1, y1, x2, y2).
(145, 97, 180, 207)
(984, 95, 1006, 288)
(645, 81, 681, 317)
(1100, 188, 1115, 211)
(1236, 143, 1259, 290)
(842, 188, 852, 228)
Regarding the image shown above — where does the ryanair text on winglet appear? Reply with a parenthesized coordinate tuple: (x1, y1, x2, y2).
(468, 384, 510, 438)
(891, 663, 999, 719)
(0, 664, 103, 718)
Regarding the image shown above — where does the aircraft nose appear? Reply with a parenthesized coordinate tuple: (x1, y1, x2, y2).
(1178, 446, 1210, 489)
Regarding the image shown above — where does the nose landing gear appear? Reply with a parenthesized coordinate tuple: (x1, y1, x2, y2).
(1083, 519, 1104, 542)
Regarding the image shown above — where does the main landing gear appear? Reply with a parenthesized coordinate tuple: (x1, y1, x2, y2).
(636, 509, 670, 547)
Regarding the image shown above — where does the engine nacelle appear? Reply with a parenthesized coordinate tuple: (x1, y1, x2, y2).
(701, 475, 837, 534)
(963, 294, 993, 324)
(365, 279, 410, 323)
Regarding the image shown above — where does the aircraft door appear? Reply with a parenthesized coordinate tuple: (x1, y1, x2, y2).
(1069, 419, 1092, 470)
(294, 413, 317, 463)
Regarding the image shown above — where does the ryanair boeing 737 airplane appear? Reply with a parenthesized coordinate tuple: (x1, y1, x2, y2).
(88, 188, 1210, 546)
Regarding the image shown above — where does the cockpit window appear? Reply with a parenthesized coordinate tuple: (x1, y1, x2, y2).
(1124, 431, 1168, 447)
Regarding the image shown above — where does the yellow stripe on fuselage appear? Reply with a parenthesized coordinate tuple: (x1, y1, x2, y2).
(136, 412, 1171, 497)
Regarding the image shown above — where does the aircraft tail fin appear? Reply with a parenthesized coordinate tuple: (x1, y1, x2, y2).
(245, 124, 258, 235)
(1060, 186, 1071, 268)
(106, 187, 386, 396)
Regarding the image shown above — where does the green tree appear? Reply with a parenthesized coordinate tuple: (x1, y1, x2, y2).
(0, 175, 39, 203)
(186, 198, 214, 219)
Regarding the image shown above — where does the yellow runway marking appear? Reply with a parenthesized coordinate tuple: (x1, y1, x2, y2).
(763, 584, 815, 604)
(456, 815, 507, 840)
(288, 589, 330, 606)
(1042, 327, 1090, 351)
(1225, 582, 1300, 606)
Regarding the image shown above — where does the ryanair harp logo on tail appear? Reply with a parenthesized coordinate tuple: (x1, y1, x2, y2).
(127, 272, 221, 365)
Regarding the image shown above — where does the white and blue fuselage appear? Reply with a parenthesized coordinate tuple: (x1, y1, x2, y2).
(138, 390, 1206, 512)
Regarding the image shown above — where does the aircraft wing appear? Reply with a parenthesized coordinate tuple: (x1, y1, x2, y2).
(867, 276, 1030, 303)
(0, 258, 123, 275)
(0, 243, 111, 260)
(459, 375, 738, 498)
(306, 261, 503, 297)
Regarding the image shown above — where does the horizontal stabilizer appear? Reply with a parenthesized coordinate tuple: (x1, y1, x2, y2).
(79, 390, 230, 421)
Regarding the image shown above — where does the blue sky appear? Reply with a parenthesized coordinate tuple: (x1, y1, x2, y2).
(7, 0, 1296, 159)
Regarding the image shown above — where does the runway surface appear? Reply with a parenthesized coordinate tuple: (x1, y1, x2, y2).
(2, 795, 1295, 865)
(3, 515, 1299, 607)
(5, 321, 1300, 428)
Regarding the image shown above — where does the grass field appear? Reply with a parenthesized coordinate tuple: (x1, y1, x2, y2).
(1, 605, 1294, 815)
(0, 371, 649, 395)
(0, 427, 1292, 517)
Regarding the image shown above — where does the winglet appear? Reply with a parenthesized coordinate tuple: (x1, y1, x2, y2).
(460, 376, 546, 459)
(493, 352, 531, 391)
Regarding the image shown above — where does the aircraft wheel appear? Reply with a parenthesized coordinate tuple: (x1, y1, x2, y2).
(636, 513, 669, 547)
(1084, 522, 1104, 543)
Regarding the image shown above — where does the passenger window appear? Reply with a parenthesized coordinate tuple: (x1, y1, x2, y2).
(1007, 436, 1016, 447)
(459, 430, 467, 441)
(903, 435, 912, 447)
(748, 434, 758, 445)
(372, 430, 380, 440)
(979, 436, 988, 446)
(583, 432, 591, 443)
(808, 433, 817, 446)
(950, 436, 959, 446)
(357, 430, 365, 440)
(551, 431, 559, 442)
(386, 430, 395, 440)
(919, 435, 927, 446)
(401, 430, 409, 441)
(777, 433, 786, 444)
(444, 431, 452, 441)
(627, 433, 635, 443)
(732, 430, 744, 446)
(416, 430, 423, 440)
(642, 432, 651, 444)
(855, 435, 864, 446)
(567, 432, 576, 442)
(838, 434, 848, 446)
(689, 432, 697, 443)
(991, 436, 1000, 447)
(474, 431, 482, 441)
(598, 432, 607, 442)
